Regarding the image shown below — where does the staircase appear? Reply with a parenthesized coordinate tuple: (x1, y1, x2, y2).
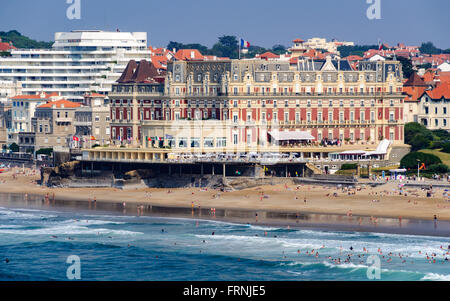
(386, 145, 411, 166)
(306, 162, 322, 175)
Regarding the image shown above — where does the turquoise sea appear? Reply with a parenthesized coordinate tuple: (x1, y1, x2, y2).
(0, 205, 449, 281)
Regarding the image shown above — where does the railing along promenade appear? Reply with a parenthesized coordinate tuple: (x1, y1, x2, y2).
(82, 142, 382, 164)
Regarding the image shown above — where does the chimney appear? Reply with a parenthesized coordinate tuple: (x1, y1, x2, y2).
(191, 51, 195, 59)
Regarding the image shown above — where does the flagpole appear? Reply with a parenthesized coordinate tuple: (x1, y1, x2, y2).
(239, 38, 241, 60)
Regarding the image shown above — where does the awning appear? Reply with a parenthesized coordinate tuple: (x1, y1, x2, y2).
(268, 130, 315, 141)
(339, 150, 367, 155)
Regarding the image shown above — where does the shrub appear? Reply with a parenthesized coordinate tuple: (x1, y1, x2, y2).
(36, 148, 53, 156)
(8, 143, 19, 152)
(429, 140, 444, 149)
(409, 133, 432, 151)
(427, 163, 449, 174)
(404, 122, 433, 150)
(441, 142, 450, 153)
(432, 129, 450, 141)
(400, 152, 442, 170)
(341, 163, 357, 170)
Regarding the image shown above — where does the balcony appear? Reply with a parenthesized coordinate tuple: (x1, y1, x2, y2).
(74, 120, 91, 127)
(56, 118, 72, 123)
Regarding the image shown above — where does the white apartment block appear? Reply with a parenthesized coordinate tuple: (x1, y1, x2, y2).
(0, 30, 151, 102)
(304, 37, 354, 54)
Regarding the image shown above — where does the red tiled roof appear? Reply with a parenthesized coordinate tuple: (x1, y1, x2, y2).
(0, 42, 16, 52)
(84, 92, 106, 98)
(344, 55, 363, 62)
(300, 49, 326, 60)
(293, 38, 304, 43)
(422, 70, 436, 83)
(257, 52, 280, 59)
(404, 72, 427, 87)
(11, 92, 59, 100)
(117, 60, 138, 83)
(289, 57, 299, 64)
(438, 72, 450, 83)
(174, 49, 204, 61)
(38, 99, 81, 109)
(151, 55, 167, 69)
(423, 82, 450, 99)
(117, 60, 163, 84)
(131, 60, 160, 83)
(403, 86, 427, 101)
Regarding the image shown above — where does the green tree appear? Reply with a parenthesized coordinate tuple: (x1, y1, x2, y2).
(404, 122, 433, 150)
(397, 56, 413, 79)
(441, 142, 450, 154)
(400, 152, 442, 170)
(8, 143, 19, 152)
(211, 35, 239, 59)
(271, 44, 287, 55)
(419, 42, 442, 55)
(0, 30, 53, 49)
(427, 163, 449, 174)
(166, 41, 209, 54)
(409, 134, 432, 151)
(36, 148, 53, 156)
(432, 129, 450, 141)
(337, 45, 378, 57)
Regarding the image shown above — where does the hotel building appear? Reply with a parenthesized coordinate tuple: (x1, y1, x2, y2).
(99, 55, 406, 170)
(0, 30, 151, 102)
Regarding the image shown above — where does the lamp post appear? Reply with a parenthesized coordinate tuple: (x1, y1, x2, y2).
(417, 159, 421, 180)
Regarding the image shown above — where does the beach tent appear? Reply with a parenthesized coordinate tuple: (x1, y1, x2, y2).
(389, 168, 407, 180)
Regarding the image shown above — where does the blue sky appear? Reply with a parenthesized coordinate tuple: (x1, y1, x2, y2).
(1, 0, 449, 49)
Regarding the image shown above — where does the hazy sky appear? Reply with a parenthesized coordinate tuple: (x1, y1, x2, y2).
(1, 0, 449, 49)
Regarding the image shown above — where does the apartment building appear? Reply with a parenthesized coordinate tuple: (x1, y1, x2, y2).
(74, 92, 111, 147)
(0, 102, 11, 148)
(8, 92, 60, 144)
(416, 81, 450, 130)
(18, 99, 81, 153)
(303, 37, 354, 54)
(0, 30, 151, 102)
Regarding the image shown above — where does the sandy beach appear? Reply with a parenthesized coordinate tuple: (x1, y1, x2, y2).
(1, 166, 450, 222)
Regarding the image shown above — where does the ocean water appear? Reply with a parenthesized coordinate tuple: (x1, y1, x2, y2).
(0, 206, 449, 281)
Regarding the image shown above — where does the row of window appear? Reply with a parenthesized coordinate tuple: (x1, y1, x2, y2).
(424, 106, 448, 115)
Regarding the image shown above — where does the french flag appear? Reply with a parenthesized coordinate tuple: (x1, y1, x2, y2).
(240, 38, 250, 48)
